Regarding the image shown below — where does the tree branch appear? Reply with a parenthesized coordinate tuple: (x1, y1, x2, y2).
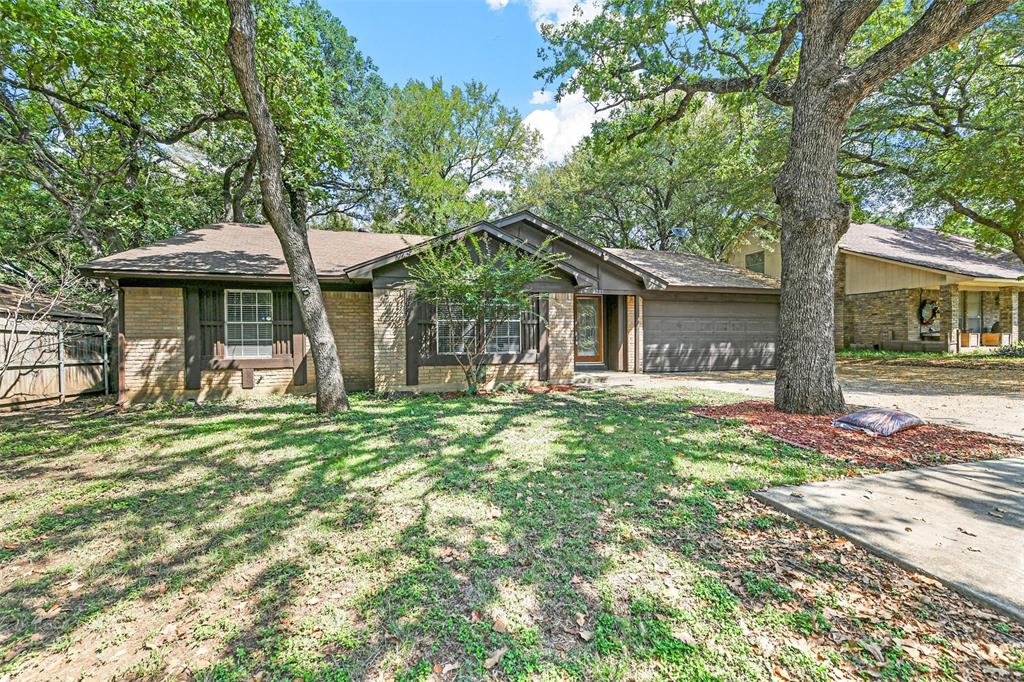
(847, 0, 1013, 100)
(0, 76, 247, 143)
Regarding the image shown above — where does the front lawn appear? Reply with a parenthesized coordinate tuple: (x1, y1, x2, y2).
(1, 389, 1020, 680)
(837, 347, 1024, 367)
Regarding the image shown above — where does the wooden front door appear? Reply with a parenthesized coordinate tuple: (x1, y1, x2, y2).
(574, 295, 604, 363)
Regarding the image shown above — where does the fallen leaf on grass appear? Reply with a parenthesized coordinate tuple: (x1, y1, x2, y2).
(860, 640, 885, 664)
(483, 647, 507, 669)
(492, 615, 509, 634)
(33, 606, 60, 620)
(579, 629, 593, 642)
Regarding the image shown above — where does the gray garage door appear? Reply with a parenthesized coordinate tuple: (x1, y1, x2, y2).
(643, 296, 778, 372)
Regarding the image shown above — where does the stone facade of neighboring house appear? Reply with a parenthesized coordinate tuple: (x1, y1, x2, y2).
(728, 224, 1024, 353)
(83, 211, 780, 404)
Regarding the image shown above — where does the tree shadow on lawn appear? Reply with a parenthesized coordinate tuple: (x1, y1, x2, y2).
(0, 390, 1016, 680)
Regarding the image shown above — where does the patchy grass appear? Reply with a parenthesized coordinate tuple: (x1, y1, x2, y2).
(0, 389, 1020, 680)
(837, 348, 1024, 367)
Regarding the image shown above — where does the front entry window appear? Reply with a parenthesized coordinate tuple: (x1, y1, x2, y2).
(575, 295, 603, 362)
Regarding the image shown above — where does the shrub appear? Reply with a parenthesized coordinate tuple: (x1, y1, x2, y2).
(995, 341, 1024, 358)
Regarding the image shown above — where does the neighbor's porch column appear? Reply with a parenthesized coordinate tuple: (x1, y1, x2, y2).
(939, 284, 961, 353)
(999, 287, 1020, 344)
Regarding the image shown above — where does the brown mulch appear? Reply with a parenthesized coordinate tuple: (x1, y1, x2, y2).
(691, 400, 1024, 469)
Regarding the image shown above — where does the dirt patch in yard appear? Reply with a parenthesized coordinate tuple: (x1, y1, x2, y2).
(692, 400, 1024, 469)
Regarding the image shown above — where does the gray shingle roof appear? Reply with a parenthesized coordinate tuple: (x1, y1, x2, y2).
(840, 223, 1024, 280)
(80, 223, 428, 279)
(606, 248, 779, 290)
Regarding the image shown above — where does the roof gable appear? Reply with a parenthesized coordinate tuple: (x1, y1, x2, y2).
(343, 221, 600, 287)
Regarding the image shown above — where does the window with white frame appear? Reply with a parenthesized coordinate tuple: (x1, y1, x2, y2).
(224, 289, 273, 358)
(436, 303, 521, 355)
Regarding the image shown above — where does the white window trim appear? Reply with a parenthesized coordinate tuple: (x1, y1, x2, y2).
(224, 289, 274, 359)
(436, 303, 522, 355)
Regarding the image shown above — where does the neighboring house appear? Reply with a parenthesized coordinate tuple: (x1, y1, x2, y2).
(80, 211, 778, 403)
(1, 284, 109, 408)
(726, 223, 1024, 353)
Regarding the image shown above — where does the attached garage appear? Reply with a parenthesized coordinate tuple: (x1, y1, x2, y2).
(642, 294, 779, 372)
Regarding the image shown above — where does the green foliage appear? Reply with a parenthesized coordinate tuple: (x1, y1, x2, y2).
(521, 97, 784, 257)
(844, 15, 1024, 261)
(995, 341, 1024, 358)
(372, 79, 541, 234)
(407, 233, 562, 393)
(0, 0, 385, 308)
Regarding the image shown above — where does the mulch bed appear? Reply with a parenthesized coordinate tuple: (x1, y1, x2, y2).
(691, 400, 1024, 469)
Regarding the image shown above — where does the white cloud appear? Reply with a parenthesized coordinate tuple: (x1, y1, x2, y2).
(529, 89, 552, 105)
(484, 0, 599, 28)
(525, 0, 600, 28)
(523, 90, 605, 163)
(482, 0, 605, 163)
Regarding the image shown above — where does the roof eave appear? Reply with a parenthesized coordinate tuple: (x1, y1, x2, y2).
(78, 266, 354, 283)
(661, 285, 780, 294)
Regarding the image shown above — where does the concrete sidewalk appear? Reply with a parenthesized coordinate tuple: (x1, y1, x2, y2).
(755, 457, 1024, 622)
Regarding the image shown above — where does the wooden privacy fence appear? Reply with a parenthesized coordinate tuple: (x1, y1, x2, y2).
(1, 316, 110, 409)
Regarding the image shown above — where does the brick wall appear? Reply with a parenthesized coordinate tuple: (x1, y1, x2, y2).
(843, 288, 922, 347)
(372, 288, 576, 392)
(122, 286, 374, 403)
(122, 287, 186, 403)
(372, 285, 410, 392)
(548, 293, 575, 382)
(999, 288, 1020, 343)
(325, 291, 374, 391)
(834, 252, 848, 347)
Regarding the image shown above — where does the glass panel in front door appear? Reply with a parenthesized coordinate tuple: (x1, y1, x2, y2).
(577, 299, 599, 357)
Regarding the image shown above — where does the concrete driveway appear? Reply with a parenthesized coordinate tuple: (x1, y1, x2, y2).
(756, 457, 1024, 622)
(637, 363, 1024, 440)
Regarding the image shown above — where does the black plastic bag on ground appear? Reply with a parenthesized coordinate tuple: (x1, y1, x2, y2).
(832, 408, 926, 437)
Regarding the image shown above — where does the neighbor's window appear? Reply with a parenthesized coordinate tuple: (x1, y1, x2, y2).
(436, 303, 521, 355)
(745, 250, 766, 274)
(224, 289, 273, 358)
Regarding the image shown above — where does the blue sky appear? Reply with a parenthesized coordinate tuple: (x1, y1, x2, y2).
(321, 0, 602, 162)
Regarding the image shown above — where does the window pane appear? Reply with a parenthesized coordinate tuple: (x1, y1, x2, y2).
(224, 290, 274, 359)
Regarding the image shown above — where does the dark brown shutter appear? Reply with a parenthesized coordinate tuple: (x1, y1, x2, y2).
(198, 289, 225, 360)
(521, 297, 542, 353)
(271, 290, 293, 357)
(416, 300, 436, 359)
(291, 293, 307, 385)
(184, 287, 201, 389)
(405, 298, 435, 386)
(538, 295, 549, 381)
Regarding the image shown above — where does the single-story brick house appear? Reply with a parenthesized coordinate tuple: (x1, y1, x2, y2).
(727, 222, 1024, 353)
(81, 211, 779, 403)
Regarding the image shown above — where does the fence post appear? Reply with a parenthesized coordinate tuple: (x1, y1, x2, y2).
(57, 322, 66, 404)
(102, 330, 110, 395)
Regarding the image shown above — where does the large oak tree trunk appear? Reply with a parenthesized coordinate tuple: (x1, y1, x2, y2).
(225, 0, 349, 414)
(772, 96, 850, 414)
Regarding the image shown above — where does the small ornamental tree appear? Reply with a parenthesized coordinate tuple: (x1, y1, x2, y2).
(408, 234, 563, 395)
